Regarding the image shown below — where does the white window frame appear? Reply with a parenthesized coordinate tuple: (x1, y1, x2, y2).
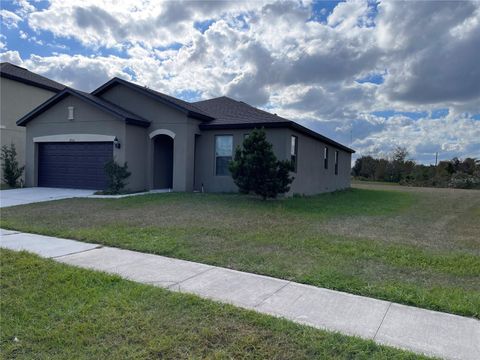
(215, 135, 233, 176)
(335, 150, 339, 175)
(291, 135, 298, 173)
(324, 146, 329, 169)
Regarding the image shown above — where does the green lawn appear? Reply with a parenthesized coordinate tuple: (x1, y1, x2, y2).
(351, 179, 402, 186)
(0, 250, 426, 359)
(1, 186, 479, 318)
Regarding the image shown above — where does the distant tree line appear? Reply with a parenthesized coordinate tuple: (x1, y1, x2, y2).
(352, 147, 480, 189)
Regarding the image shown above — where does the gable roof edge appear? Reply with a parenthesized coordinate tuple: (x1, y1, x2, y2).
(1, 72, 64, 93)
(16, 88, 149, 127)
(92, 77, 214, 121)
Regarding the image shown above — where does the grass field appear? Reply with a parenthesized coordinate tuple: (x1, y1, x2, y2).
(0, 250, 425, 359)
(1, 185, 479, 318)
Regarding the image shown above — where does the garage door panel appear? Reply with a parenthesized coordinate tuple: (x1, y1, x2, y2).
(38, 142, 113, 190)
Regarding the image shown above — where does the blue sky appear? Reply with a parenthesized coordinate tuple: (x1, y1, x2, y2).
(1, 0, 479, 164)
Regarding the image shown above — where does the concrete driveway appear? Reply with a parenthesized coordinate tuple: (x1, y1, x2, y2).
(0, 187, 96, 208)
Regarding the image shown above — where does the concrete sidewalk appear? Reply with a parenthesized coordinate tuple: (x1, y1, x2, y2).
(1, 229, 479, 360)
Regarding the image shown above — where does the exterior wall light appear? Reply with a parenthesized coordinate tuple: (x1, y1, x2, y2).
(114, 137, 121, 149)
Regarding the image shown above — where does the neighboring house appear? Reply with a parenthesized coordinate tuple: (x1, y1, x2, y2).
(0, 62, 65, 184)
(16, 77, 354, 194)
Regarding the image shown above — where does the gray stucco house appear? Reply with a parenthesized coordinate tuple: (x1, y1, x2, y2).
(16, 77, 354, 194)
(0, 62, 65, 184)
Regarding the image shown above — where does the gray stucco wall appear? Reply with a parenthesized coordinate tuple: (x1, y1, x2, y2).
(194, 128, 288, 192)
(287, 129, 351, 195)
(0, 77, 57, 184)
(124, 123, 147, 191)
(195, 127, 351, 195)
(23, 95, 125, 188)
(98, 84, 200, 191)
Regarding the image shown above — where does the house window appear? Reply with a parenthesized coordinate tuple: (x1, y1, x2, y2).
(335, 150, 339, 175)
(324, 146, 329, 169)
(215, 135, 233, 176)
(291, 135, 298, 172)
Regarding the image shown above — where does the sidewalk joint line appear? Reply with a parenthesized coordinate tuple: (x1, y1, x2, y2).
(168, 267, 216, 289)
(144, 280, 177, 285)
(51, 245, 103, 259)
(100, 257, 156, 272)
(373, 302, 392, 340)
(253, 281, 291, 309)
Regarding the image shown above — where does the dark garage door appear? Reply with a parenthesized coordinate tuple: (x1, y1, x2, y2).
(38, 142, 113, 190)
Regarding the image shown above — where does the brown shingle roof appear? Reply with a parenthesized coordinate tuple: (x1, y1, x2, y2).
(0, 62, 65, 92)
(91, 78, 354, 153)
(193, 96, 288, 126)
(194, 96, 355, 153)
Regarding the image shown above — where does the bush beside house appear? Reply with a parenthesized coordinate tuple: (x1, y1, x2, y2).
(103, 161, 131, 194)
(0, 144, 24, 188)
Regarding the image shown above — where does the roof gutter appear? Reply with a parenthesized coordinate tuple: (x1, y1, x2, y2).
(187, 111, 215, 122)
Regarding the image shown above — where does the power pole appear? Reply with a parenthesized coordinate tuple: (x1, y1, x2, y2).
(435, 152, 438, 166)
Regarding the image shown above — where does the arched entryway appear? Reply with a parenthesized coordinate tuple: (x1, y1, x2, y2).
(153, 134, 174, 189)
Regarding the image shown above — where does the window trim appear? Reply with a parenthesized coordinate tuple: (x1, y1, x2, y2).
(334, 150, 339, 175)
(291, 135, 298, 173)
(214, 134, 233, 177)
(324, 146, 329, 170)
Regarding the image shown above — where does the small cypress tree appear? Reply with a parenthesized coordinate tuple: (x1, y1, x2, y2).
(229, 128, 294, 199)
(0, 144, 24, 188)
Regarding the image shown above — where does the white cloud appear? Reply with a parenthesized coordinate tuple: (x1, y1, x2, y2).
(13, 0, 36, 16)
(26, 0, 273, 49)
(22, 54, 132, 90)
(0, 50, 23, 64)
(2, 0, 479, 163)
(377, 1, 480, 107)
(0, 9, 23, 29)
(351, 114, 480, 164)
(327, 0, 374, 29)
(0, 34, 6, 50)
